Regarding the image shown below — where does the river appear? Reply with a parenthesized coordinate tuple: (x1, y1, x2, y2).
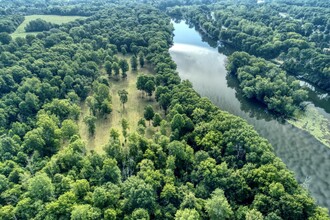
(169, 21, 330, 210)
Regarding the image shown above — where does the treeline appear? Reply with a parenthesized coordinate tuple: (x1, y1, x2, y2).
(274, 0, 330, 8)
(227, 52, 308, 116)
(25, 18, 59, 32)
(0, 0, 329, 219)
(0, 0, 99, 17)
(167, 1, 330, 92)
(0, 15, 24, 33)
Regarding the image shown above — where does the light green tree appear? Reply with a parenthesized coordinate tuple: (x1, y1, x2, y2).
(205, 189, 233, 220)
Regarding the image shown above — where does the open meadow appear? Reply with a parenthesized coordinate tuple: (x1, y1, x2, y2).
(11, 15, 86, 38)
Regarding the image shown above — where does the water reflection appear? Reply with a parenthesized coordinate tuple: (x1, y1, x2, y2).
(170, 20, 330, 210)
(226, 74, 285, 122)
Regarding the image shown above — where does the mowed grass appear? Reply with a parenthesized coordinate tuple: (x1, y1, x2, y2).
(11, 15, 87, 38)
(79, 57, 161, 153)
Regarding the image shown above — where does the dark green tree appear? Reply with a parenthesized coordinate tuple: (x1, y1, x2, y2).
(145, 80, 155, 98)
(152, 113, 162, 127)
(144, 105, 155, 126)
(139, 53, 145, 68)
(118, 89, 128, 109)
(131, 56, 138, 71)
(112, 62, 120, 78)
(105, 61, 112, 76)
(84, 115, 97, 136)
(28, 173, 54, 202)
(119, 59, 129, 78)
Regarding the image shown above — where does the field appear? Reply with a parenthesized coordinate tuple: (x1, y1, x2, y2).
(78, 57, 161, 153)
(11, 15, 86, 38)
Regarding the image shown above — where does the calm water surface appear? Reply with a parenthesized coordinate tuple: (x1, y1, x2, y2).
(170, 21, 330, 209)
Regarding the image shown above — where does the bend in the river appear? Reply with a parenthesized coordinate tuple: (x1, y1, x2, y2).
(169, 20, 330, 210)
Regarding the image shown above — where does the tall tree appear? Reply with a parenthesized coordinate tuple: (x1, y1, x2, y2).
(159, 93, 171, 114)
(119, 59, 129, 78)
(118, 89, 128, 109)
(144, 105, 155, 126)
(84, 115, 97, 136)
(152, 113, 162, 127)
(28, 173, 54, 202)
(139, 52, 145, 68)
(104, 61, 112, 76)
(121, 118, 129, 140)
(145, 80, 155, 98)
(112, 62, 120, 78)
(131, 56, 138, 71)
(175, 209, 200, 220)
(205, 189, 233, 220)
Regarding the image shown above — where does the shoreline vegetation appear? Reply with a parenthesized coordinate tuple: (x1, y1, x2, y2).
(0, 0, 329, 219)
(167, 2, 330, 92)
(288, 105, 330, 148)
(169, 17, 330, 150)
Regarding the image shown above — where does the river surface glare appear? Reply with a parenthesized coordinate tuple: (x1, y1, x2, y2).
(169, 21, 330, 209)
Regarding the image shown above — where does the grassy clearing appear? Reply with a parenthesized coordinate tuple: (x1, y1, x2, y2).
(11, 15, 87, 38)
(79, 56, 161, 153)
(288, 105, 330, 148)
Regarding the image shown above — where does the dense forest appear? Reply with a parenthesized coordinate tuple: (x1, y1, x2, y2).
(167, 0, 330, 115)
(0, 0, 329, 219)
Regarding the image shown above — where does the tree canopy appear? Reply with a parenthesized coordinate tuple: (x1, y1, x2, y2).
(0, 0, 328, 219)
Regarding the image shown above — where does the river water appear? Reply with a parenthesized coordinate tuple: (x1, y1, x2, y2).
(169, 21, 330, 209)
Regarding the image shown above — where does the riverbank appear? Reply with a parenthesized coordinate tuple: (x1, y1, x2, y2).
(170, 21, 330, 209)
(288, 105, 330, 148)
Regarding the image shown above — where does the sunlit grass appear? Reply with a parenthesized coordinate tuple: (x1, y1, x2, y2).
(78, 56, 161, 153)
(11, 15, 87, 38)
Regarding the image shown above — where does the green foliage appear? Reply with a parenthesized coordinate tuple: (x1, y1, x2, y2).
(71, 179, 90, 199)
(246, 209, 264, 220)
(0, 1, 327, 220)
(122, 118, 129, 139)
(227, 52, 308, 116)
(152, 113, 162, 127)
(71, 204, 101, 220)
(144, 105, 155, 125)
(131, 56, 138, 71)
(28, 173, 54, 201)
(145, 80, 156, 97)
(139, 53, 145, 68)
(137, 75, 156, 97)
(122, 176, 156, 214)
(177, 1, 330, 91)
(61, 119, 79, 139)
(0, 32, 12, 44)
(84, 115, 97, 136)
(131, 208, 150, 220)
(118, 89, 128, 108)
(92, 184, 120, 209)
(175, 208, 200, 220)
(102, 158, 121, 184)
(25, 18, 58, 32)
(104, 208, 117, 220)
(105, 61, 112, 76)
(112, 62, 120, 77)
(205, 189, 233, 220)
(0, 15, 24, 34)
(119, 59, 129, 78)
(159, 93, 171, 114)
(45, 191, 77, 219)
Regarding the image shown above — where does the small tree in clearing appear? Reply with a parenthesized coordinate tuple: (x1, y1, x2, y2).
(144, 105, 154, 126)
(118, 89, 128, 109)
